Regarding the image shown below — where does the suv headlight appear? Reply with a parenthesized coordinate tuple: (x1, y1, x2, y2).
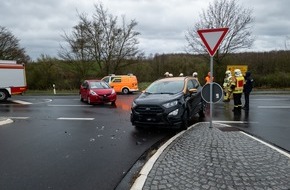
(131, 101, 137, 108)
(162, 100, 178, 108)
(169, 109, 179, 116)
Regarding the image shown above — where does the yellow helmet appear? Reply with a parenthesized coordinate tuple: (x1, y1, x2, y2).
(225, 70, 231, 77)
(234, 69, 242, 77)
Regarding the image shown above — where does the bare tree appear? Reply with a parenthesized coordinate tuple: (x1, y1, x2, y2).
(285, 36, 290, 50)
(59, 3, 141, 75)
(0, 26, 30, 63)
(185, 0, 254, 64)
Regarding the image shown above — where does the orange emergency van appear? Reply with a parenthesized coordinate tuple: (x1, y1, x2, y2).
(101, 74, 139, 94)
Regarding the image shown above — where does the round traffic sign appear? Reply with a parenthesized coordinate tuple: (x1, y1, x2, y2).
(201, 82, 223, 103)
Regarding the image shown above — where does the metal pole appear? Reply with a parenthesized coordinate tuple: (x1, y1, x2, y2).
(53, 84, 56, 95)
(209, 56, 213, 128)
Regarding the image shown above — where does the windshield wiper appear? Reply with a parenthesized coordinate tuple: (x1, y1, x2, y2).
(158, 92, 175, 95)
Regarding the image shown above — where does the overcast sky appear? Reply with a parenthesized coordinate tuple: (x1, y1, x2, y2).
(1, 0, 290, 60)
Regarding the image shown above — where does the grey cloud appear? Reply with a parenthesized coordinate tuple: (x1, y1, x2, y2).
(1, 0, 289, 60)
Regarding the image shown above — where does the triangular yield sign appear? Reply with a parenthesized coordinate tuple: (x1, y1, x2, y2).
(197, 28, 229, 57)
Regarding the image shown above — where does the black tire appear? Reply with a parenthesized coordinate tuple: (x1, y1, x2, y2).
(199, 102, 206, 118)
(80, 94, 84, 102)
(122, 88, 129, 94)
(0, 90, 8, 102)
(135, 125, 143, 130)
(181, 109, 189, 130)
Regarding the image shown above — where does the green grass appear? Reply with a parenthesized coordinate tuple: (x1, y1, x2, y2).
(24, 89, 79, 96)
(23, 82, 151, 95)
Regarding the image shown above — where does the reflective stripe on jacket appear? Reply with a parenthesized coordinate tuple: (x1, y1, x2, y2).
(232, 76, 244, 94)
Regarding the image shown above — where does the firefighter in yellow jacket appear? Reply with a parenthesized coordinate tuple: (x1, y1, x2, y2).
(223, 70, 232, 102)
(230, 69, 245, 112)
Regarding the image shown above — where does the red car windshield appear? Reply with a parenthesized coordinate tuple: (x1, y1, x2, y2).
(89, 81, 110, 89)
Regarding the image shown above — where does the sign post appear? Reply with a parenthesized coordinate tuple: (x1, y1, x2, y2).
(197, 28, 229, 128)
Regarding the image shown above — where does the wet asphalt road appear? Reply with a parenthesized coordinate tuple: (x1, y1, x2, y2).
(0, 93, 289, 189)
(0, 94, 178, 190)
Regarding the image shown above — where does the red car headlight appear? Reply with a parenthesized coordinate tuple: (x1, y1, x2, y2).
(90, 90, 97, 95)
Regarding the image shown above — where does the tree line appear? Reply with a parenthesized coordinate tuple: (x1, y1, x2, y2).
(25, 51, 290, 90)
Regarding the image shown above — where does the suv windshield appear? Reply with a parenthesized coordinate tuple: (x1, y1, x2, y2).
(146, 80, 184, 94)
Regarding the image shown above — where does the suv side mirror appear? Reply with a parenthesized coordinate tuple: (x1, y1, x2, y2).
(189, 88, 197, 94)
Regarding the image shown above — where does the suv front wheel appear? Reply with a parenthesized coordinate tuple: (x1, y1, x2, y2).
(199, 101, 206, 118)
(181, 109, 189, 130)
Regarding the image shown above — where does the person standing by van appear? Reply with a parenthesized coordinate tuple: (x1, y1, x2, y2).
(243, 71, 254, 111)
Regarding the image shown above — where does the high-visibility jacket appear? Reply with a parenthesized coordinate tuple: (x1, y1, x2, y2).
(205, 76, 214, 84)
(231, 76, 244, 94)
(223, 76, 232, 88)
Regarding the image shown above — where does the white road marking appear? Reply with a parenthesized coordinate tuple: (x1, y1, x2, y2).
(258, 106, 290, 109)
(9, 117, 29, 119)
(254, 99, 289, 101)
(57, 117, 95, 120)
(42, 99, 53, 103)
(0, 118, 13, 125)
(48, 105, 92, 107)
(11, 100, 32, 105)
(241, 131, 290, 159)
(214, 121, 245, 124)
(213, 120, 258, 124)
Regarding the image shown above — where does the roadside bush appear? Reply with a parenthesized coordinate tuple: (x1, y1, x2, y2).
(255, 72, 290, 88)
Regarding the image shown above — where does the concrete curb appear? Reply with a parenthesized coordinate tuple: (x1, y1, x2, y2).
(130, 123, 198, 190)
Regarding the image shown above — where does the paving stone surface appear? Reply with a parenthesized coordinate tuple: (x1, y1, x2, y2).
(143, 123, 290, 190)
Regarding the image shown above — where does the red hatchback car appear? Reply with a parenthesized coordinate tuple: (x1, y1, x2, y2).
(79, 80, 117, 105)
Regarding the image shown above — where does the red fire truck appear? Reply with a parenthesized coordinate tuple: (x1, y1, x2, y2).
(0, 60, 27, 101)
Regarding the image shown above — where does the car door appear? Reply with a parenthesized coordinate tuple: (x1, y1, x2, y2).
(191, 79, 202, 113)
(185, 79, 195, 117)
(186, 79, 200, 117)
(110, 77, 122, 93)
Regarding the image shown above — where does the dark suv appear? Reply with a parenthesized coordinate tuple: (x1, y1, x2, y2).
(130, 76, 205, 130)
